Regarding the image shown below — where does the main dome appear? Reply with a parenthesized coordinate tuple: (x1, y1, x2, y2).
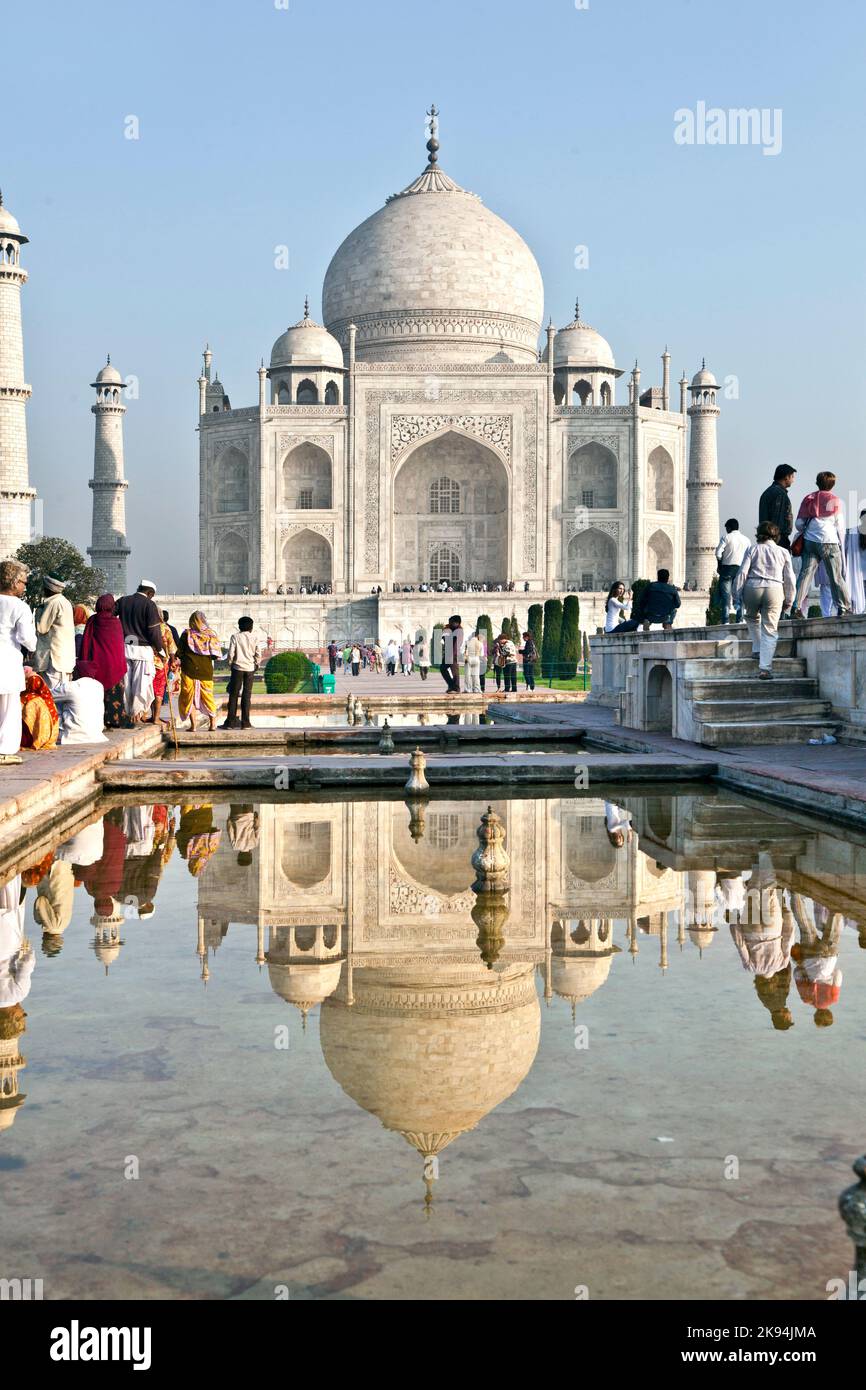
(322, 147, 544, 364)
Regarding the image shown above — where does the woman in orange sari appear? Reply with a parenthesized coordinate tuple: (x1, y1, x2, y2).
(20, 670, 59, 750)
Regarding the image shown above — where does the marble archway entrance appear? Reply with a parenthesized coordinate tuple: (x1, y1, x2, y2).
(392, 431, 509, 586)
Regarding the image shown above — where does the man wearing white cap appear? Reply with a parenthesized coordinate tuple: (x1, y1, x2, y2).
(32, 575, 76, 689)
(115, 581, 165, 722)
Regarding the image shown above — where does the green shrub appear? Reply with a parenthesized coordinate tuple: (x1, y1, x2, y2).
(558, 594, 581, 678)
(807, 603, 822, 618)
(705, 576, 722, 626)
(528, 603, 543, 655)
(264, 649, 313, 693)
(541, 598, 563, 679)
(630, 578, 651, 623)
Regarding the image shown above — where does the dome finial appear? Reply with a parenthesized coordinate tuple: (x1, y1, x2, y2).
(106, 353, 111, 365)
(702, 355, 706, 369)
(425, 103, 440, 166)
(575, 297, 580, 321)
(303, 295, 310, 321)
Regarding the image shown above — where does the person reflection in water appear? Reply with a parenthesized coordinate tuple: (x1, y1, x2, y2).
(722, 866, 795, 1031)
(790, 893, 844, 1027)
(119, 804, 175, 919)
(0, 875, 34, 1007)
(604, 801, 632, 848)
(177, 805, 222, 878)
(227, 805, 259, 867)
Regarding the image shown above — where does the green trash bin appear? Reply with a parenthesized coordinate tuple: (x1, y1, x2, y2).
(322, 673, 335, 694)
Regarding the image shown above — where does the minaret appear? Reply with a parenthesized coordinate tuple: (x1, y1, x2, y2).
(0, 190, 37, 557)
(686, 360, 722, 590)
(88, 357, 130, 595)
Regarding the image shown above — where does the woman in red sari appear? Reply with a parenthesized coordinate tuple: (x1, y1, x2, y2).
(79, 594, 129, 728)
(20, 671, 59, 750)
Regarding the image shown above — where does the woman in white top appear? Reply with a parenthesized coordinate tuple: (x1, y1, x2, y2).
(0, 560, 37, 764)
(604, 581, 629, 633)
(733, 521, 796, 678)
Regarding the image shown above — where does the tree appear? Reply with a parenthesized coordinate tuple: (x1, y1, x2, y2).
(541, 597, 563, 679)
(705, 575, 722, 626)
(528, 603, 543, 655)
(16, 537, 106, 610)
(559, 594, 581, 678)
(476, 614, 494, 671)
(509, 609, 521, 646)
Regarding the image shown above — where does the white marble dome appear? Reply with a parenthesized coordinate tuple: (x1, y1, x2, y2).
(0, 193, 27, 243)
(691, 361, 717, 389)
(547, 303, 616, 369)
(93, 358, 122, 386)
(322, 157, 544, 363)
(271, 302, 344, 371)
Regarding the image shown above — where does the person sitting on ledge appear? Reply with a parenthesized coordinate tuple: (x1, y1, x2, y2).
(618, 570, 681, 632)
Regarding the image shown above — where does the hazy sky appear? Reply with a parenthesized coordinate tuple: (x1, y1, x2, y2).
(4, 0, 865, 591)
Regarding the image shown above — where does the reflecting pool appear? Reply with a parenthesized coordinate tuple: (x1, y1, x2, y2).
(1, 789, 864, 1300)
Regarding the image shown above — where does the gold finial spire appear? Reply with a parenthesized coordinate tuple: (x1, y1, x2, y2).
(425, 104, 440, 166)
(303, 295, 310, 321)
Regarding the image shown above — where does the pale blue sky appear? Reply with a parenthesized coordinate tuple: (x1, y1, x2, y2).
(3, 0, 865, 590)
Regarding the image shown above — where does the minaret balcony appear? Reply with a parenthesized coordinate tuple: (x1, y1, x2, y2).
(89, 479, 129, 490)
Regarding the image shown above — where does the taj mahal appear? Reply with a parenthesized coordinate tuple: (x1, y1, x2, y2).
(0, 112, 721, 640)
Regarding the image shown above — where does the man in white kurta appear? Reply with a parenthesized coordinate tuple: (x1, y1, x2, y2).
(52, 676, 108, 744)
(0, 561, 37, 763)
(33, 576, 76, 688)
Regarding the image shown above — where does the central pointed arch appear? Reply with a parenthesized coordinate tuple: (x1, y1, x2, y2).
(392, 429, 510, 586)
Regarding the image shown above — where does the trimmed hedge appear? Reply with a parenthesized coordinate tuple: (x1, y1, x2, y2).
(541, 598, 563, 679)
(559, 593, 581, 678)
(705, 576, 722, 626)
(264, 649, 314, 693)
(528, 603, 543, 656)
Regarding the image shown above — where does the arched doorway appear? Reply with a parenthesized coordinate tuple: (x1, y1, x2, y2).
(213, 447, 249, 514)
(646, 665, 673, 733)
(214, 531, 249, 592)
(646, 446, 674, 511)
(647, 528, 673, 577)
(282, 529, 332, 589)
(567, 442, 617, 510)
(567, 528, 617, 591)
(282, 442, 332, 510)
(392, 430, 509, 586)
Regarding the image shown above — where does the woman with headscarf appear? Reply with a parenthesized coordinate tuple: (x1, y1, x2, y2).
(73, 603, 92, 659)
(20, 670, 59, 750)
(80, 594, 129, 727)
(177, 612, 222, 731)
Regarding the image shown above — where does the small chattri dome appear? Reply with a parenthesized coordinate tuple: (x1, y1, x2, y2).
(0, 190, 28, 244)
(546, 302, 616, 370)
(93, 356, 122, 387)
(691, 359, 717, 389)
(270, 300, 344, 371)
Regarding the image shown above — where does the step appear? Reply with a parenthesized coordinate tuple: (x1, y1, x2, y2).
(723, 639, 797, 658)
(696, 718, 839, 748)
(685, 657, 807, 678)
(692, 698, 832, 723)
(686, 677, 818, 701)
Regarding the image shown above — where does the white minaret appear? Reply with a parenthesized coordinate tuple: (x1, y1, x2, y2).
(88, 357, 130, 595)
(0, 189, 37, 557)
(685, 360, 722, 590)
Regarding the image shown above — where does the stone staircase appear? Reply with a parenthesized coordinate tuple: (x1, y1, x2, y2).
(684, 636, 839, 747)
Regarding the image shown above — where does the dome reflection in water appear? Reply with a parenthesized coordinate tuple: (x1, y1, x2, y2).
(1, 789, 864, 1300)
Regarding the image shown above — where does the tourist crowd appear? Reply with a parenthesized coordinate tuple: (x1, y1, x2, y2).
(0, 567, 264, 763)
(603, 467, 866, 679)
(325, 616, 539, 695)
